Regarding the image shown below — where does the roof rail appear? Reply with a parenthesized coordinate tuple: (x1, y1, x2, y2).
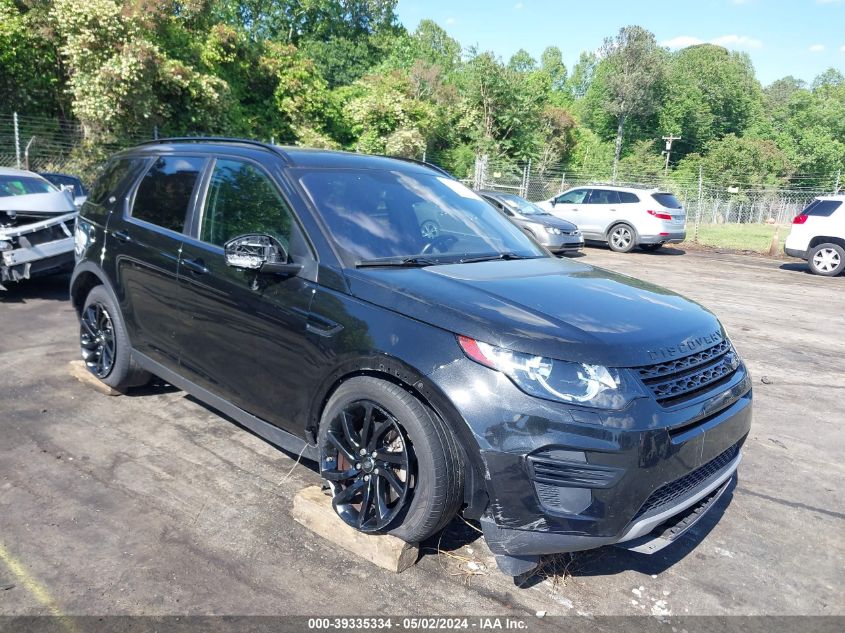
(379, 155, 456, 179)
(135, 136, 291, 163)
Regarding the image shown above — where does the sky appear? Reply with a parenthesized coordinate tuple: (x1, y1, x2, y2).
(395, 0, 845, 86)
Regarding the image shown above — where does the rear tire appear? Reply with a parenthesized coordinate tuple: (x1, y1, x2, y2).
(79, 286, 150, 391)
(808, 243, 845, 276)
(640, 243, 663, 252)
(607, 223, 637, 253)
(318, 377, 463, 542)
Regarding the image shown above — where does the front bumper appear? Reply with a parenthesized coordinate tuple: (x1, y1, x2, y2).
(540, 234, 584, 253)
(427, 357, 752, 559)
(640, 230, 686, 245)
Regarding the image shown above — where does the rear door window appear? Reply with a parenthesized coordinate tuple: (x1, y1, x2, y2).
(652, 193, 683, 209)
(619, 191, 640, 203)
(801, 200, 842, 217)
(131, 156, 206, 233)
(587, 189, 621, 204)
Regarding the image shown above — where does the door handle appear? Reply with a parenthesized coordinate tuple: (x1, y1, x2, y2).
(112, 229, 132, 243)
(182, 257, 209, 275)
(609, 208, 617, 212)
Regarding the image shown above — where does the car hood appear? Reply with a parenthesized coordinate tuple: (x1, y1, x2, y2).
(515, 214, 578, 231)
(344, 257, 725, 367)
(0, 190, 76, 215)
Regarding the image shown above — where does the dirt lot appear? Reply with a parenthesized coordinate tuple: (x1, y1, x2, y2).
(0, 247, 842, 618)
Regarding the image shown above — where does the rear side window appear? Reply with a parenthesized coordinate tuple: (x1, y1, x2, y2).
(619, 191, 640, 203)
(587, 189, 621, 204)
(555, 189, 588, 204)
(88, 158, 148, 206)
(131, 156, 205, 233)
(652, 193, 682, 209)
(801, 200, 842, 217)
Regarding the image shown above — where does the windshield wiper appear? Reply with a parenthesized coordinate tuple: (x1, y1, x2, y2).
(459, 252, 539, 264)
(355, 256, 440, 268)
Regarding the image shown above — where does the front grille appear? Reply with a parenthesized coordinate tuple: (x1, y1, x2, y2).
(635, 340, 740, 406)
(633, 442, 740, 520)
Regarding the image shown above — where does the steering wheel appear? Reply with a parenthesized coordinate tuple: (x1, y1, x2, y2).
(420, 234, 458, 255)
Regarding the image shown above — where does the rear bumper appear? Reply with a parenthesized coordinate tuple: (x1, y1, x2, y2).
(784, 246, 807, 260)
(640, 230, 686, 245)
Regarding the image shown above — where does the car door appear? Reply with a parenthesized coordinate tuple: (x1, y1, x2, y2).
(176, 156, 318, 432)
(548, 188, 590, 228)
(586, 189, 622, 236)
(109, 154, 207, 370)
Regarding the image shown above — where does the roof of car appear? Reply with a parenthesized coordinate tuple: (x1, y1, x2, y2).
(564, 183, 662, 193)
(0, 166, 45, 178)
(815, 194, 845, 200)
(122, 138, 448, 175)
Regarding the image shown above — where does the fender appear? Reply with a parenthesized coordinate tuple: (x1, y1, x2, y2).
(308, 353, 489, 518)
(70, 260, 119, 315)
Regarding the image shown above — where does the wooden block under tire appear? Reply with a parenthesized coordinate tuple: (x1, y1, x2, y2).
(292, 485, 419, 573)
(68, 360, 122, 396)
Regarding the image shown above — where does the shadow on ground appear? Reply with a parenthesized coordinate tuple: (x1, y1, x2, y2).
(1, 273, 71, 303)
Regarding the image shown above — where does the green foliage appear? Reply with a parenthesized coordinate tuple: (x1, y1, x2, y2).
(2, 5, 842, 191)
(659, 45, 762, 158)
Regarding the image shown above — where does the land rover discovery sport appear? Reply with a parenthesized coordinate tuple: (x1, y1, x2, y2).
(71, 139, 752, 576)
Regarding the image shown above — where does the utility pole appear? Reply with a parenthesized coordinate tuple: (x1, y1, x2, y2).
(662, 134, 681, 176)
(695, 165, 703, 244)
(13, 112, 21, 169)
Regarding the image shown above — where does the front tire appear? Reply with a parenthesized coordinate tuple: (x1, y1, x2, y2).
(318, 377, 463, 542)
(79, 286, 150, 391)
(808, 243, 845, 276)
(607, 223, 637, 253)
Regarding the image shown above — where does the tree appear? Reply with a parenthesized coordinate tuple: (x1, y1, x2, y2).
(567, 51, 597, 98)
(540, 46, 567, 93)
(677, 134, 791, 188)
(598, 26, 665, 180)
(508, 49, 536, 73)
(658, 44, 763, 159)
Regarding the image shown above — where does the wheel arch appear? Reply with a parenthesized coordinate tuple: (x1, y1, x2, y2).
(308, 356, 488, 518)
(70, 262, 116, 317)
(809, 236, 845, 250)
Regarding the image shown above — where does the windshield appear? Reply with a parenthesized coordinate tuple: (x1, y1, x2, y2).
(0, 175, 57, 197)
(494, 192, 546, 215)
(297, 169, 546, 265)
(42, 174, 85, 197)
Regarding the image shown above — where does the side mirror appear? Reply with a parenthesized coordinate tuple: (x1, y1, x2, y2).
(550, 199, 557, 207)
(223, 234, 302, 277)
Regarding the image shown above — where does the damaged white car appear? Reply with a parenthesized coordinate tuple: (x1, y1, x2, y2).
(1, 167, 77, 290)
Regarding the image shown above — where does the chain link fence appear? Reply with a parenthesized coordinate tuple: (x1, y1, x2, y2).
(469, 155, 840, 250)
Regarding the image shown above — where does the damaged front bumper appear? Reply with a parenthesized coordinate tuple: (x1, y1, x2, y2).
(0, 211, 77, 289)
(427, 357, 752, 575)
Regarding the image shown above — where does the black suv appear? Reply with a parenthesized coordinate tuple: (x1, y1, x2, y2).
(71, 139, 752, 576)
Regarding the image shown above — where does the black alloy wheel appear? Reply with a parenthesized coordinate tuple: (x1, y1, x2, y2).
(321, 400, 415, 532)
(80, 302, 116, 378)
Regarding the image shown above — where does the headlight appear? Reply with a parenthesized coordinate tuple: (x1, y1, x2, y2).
(457, 336, 644, 409)
(547, 226, 562, 235)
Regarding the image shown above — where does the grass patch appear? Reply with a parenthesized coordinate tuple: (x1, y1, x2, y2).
(684, 223, 785, 253)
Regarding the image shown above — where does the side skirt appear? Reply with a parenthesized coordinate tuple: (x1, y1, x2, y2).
(133, 351, 319, 461)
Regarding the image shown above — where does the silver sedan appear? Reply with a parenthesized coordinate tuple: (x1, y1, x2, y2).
(478, 190, 583, 254)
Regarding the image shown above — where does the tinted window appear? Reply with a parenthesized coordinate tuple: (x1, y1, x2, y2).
(131, 156, 205, 232)
(587, 189, 621, 204)
(297, 169, 544, 264)
(0, 175, 56, 197)
(652, 193, 682, 209)
(619, 191, 640, 203)
(802, 200, 842, 217)
(555, 189, 588, 204)
(200, 159, 293, 248)
(88, 158, 146, 205)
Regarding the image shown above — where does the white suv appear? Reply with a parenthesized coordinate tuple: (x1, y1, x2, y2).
(784, 195, 845, 276)
(535, 185, 686, 252)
